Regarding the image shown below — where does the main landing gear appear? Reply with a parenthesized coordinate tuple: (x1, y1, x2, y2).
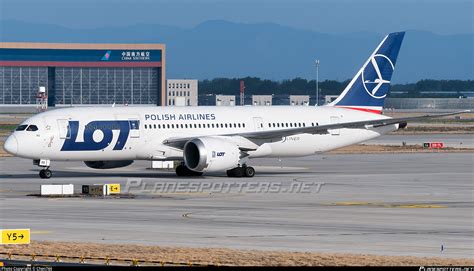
(34, 159, 52, 179)
(226, 165, 255, 178)
(175, 164, 203, 176)
(175, 163, 255, 178)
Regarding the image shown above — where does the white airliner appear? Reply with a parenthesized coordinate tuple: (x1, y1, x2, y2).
(3, 32, 468, 179)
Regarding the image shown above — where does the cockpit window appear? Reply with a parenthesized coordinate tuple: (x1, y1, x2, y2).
(15, 125, 28, 131)
(26, 125, 38, 131)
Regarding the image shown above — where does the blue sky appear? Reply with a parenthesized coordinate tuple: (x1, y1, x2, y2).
(1, 0, 472, 34)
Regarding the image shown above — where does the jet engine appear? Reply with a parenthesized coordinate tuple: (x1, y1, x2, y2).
(183, 137, 241, 173)
(84, 160, 134, 169)
(398, 121, 408, 129)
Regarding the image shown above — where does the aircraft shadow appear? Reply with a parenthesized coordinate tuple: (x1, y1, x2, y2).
(0, 169, 311, 180)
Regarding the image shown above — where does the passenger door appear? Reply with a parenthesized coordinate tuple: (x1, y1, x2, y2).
(57, 119, 70, 139)
(116, 115, 140, 138)
(253, 117, 264, 131)
(329, 116, 340, 136)
(128, 119, 140, 138)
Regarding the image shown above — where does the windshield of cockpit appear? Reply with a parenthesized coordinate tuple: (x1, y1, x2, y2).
(15, 124, 39, 131)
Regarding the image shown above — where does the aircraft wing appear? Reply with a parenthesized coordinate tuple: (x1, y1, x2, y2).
(163, 110, 469, 149)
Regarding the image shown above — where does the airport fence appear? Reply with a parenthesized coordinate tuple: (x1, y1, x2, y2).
(384, 98, 474, 110)
(0, 251, 224, 266)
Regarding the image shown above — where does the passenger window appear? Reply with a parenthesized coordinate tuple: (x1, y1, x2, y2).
(158, 124, 161, 129)
(26, 125, 38, 131)
(243, 123, 246, 128)
(15, 125, 28, 131)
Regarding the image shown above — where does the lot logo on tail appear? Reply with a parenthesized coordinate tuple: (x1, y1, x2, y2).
(328, 32, 405, 112)
(61, 120, 138, 151)
(362, 54, 394, 99)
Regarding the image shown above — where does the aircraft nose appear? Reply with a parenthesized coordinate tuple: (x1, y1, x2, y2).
(4, 134, 18, 155)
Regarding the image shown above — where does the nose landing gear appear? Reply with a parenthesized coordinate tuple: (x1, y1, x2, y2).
(39, 168, 52, 179)
(34, 159, 52, 179)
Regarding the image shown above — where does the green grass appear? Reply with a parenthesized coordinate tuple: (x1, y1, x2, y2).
(0, 124, 17, 132)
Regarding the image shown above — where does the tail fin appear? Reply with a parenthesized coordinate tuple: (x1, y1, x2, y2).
(328, 32, 405, 114)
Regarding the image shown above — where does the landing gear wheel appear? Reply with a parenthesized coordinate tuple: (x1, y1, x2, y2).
(39, 169, 52, 179)
(244, 166, 255, 178)
(226, 170, 233, 177)
(235, 167, 245, 177)
(226, 167, 245, 177)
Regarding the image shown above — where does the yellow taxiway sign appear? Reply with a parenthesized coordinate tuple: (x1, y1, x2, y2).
(1, 229, 30, 244)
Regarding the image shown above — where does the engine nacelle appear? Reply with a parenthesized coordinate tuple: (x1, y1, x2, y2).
(183, 137, 240, 173)
(84, 160, 134, 169)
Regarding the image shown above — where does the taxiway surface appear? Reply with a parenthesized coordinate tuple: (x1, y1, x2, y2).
(1, 152, 473, 258)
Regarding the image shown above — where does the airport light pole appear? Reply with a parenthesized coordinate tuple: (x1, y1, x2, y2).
(315, 59, 320, 106)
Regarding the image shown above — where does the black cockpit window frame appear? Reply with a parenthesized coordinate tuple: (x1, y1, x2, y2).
(26, 125, 39, 131)
(15, 125, 28, 131)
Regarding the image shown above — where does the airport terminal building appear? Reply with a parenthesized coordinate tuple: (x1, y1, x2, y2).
(0, 42, 166, 107)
